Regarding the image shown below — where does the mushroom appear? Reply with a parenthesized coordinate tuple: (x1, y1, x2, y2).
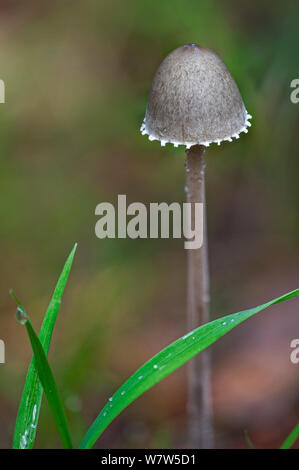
(141, 43, 252, 448)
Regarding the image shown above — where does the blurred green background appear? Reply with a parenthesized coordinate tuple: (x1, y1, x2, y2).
(0, 0, 298, 449)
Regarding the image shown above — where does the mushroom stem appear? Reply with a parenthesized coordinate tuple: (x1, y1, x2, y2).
(186, 145, 213, 449)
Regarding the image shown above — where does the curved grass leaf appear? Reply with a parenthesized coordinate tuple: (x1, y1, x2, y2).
(14, 303, 73, 449)
(281, 422, 299, 449)
(79, 288, 299, 449)
(12, 244, 77, 449)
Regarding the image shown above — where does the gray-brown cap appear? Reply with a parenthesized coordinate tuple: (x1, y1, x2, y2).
(141, 44, 252, 148)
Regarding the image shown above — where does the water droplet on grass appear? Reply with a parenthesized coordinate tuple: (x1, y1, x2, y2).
(183, 331, 194, 339)
(16, 307, 28, 325)
(20, 429, 29, 449)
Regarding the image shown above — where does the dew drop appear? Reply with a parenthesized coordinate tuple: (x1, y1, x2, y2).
(153, 364, 158, 369)
(16, 307, 28, 325)
(20, 430, 29, 449)
(32, 404, 37, 422)
(183, 330, 194, 340)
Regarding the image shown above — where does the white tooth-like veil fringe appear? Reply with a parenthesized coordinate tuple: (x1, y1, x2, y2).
(140, 112, 252, 149)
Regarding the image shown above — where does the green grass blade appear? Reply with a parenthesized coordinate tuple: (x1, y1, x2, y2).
(79, 288, 299, 449)
(14, 303, 73, 449)
(281, 422, 299, 449)
(12, 244, 77, 449)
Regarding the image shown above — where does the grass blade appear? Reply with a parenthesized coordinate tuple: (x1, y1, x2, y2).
(281, 422, 299, 449)
(14, 301, 73, 449)
(12, 244, 77, 449)
(79, 288, 299, 449)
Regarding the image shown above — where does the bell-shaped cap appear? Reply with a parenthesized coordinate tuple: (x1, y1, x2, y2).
(141, 44, 251, 148)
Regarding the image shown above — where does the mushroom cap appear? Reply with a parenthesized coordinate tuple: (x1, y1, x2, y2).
(141, 44, 251, 148)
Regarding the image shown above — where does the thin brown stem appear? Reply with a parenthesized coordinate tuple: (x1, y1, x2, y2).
(186, 145, 213, 448)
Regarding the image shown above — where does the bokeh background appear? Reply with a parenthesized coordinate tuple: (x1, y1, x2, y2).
(0, 0, 298, 449)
